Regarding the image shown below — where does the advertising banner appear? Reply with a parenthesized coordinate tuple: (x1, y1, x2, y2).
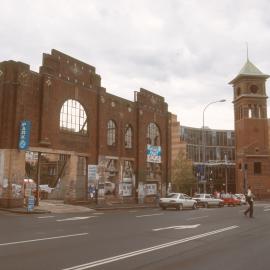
(119, 183, 132, 196)
(88, 165, 97, 181)
(147, 145, 161, 163)
(18, 120, 31, 150)
(144, 183, 157, 195)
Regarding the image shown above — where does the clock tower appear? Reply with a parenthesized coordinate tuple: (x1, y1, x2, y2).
(230, 59, 270, 198)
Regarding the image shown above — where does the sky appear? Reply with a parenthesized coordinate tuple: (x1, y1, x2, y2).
(2, 0, 270, 130)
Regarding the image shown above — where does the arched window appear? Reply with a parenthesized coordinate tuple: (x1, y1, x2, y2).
(124, 124, 133, 149)
(60, 99, 87, 134)
(107, 120, 116, 146)
(147, 122, 160, 146)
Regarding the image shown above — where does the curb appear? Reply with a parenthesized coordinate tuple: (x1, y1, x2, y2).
(0, 208, 51, 214)
(92, 205, 158, 211)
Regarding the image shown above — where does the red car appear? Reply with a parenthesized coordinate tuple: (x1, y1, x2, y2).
(221, 194, 241, 206)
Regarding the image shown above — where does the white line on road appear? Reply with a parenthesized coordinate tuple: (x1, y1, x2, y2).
(264, 208, 270, 212)
(56, 216, 97, 222)
(37, 216, 55, 219)
(136, 213, 164, 218)
(62, 225, 239, 270)
(0, 233, 88, 247)
(186, 215, 208, 221)
(153, 224, 200, 231)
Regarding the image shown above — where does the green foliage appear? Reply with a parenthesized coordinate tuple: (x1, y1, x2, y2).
(172, 150, 196, 195)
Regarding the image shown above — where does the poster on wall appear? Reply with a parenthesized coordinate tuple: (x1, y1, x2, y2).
(88, 165, 98, 199)
(88, 165, 97, 181)
(144, 183, 157, 195)
(147, 145, 161, 163)
(119, 183, 132, 196)
(0, 151, 4, 197)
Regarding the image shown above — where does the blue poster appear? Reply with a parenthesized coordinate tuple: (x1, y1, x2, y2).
(18, 120, 31, 150)
(27, 195, 35, 212)
(147, 145, 161, 163)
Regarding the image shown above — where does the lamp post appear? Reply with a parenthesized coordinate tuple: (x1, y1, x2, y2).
(202, 99, 226, 193)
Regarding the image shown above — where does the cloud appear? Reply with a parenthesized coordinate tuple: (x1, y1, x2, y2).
(1, 0, 270, 130)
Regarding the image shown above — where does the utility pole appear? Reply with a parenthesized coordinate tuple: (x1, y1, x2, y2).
(202, 99, 226, 193)
(35, 152, 41, 206)
(225, 154, 228, 193)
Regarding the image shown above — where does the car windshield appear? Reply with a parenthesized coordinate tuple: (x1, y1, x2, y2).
(166, 194, 179, 199)
(194, 194, 203, 198)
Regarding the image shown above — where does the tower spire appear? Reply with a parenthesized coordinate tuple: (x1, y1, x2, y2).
(246, 42, 249, 61)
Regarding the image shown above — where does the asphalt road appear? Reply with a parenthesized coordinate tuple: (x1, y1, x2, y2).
(1, 202, 270, 270)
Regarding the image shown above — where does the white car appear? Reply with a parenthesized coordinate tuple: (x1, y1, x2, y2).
(192, 193, 224, 208)
(159, 193, 197, 210)
(235, 193, 247, 205)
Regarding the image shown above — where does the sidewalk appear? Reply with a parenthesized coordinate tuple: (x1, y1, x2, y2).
(0, 200, 158, 214)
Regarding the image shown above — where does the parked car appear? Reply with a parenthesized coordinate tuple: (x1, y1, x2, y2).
(192, 193, 224, 208)
(235, 193, 247, 205)
(159, 193, 197, 210)
(221, 193, 241, 206)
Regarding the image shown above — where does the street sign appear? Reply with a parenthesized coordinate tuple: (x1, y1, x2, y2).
(18, 120, 31, 150)
(27, 195, 35, 212)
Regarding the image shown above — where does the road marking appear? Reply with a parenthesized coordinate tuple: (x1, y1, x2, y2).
(136, 213, 164, 218)
(186, 215, 208, 221)
(153, 224, 200, 231)
(56, 216, 96, 222)
(92, 212, 104, 215)
(0, 233, 88, 247)
(37, 216, 55, 219)
(263, 208, 270, 212)
(62, 225, 239, 270)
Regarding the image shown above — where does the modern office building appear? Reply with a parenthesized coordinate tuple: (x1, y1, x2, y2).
(180, 126, 236, 193)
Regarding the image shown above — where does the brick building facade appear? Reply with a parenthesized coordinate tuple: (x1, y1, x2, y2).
(0, 49, 172, 207)
(230, 59, 270, 198)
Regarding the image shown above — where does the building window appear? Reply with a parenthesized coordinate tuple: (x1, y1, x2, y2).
(107, 120, 116, 146)
(250, 84, 258, 94)
(147, 122, 160, 146)
(124, 124, 133, 149)
(48, 166, 57, 176)
(60, 99, 87, 134)
(254, 162, 261, 175)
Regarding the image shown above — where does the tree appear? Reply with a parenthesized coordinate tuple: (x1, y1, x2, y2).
(171, 149, 196, 195)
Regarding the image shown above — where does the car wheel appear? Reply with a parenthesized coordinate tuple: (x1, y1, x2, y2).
(219, 203, 224, 207)
(204, 202, 208, 208)
(192, 203, 197, 210)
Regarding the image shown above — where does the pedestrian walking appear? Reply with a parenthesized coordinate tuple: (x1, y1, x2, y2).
(244, 185, 254, 218)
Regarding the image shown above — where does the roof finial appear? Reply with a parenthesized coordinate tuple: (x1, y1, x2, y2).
(246, 42, 249, 61)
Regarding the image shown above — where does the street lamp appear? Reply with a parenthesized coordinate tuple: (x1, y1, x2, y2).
(202, 99, 226, 193)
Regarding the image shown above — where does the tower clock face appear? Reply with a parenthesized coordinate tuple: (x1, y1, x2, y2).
(250, 84, 258, 94)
